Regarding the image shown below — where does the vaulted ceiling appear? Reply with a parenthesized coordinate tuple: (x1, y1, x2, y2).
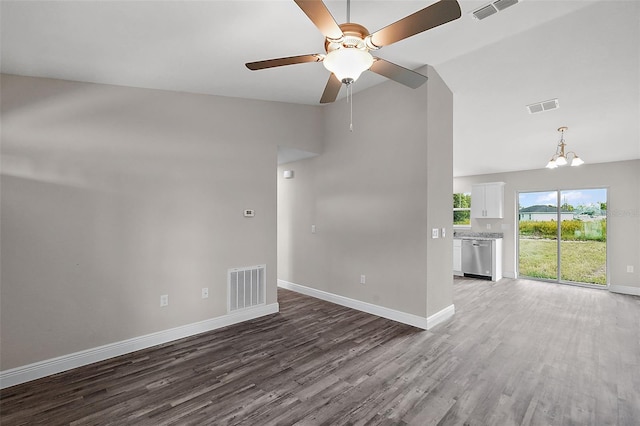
(2, 1, 638, 176)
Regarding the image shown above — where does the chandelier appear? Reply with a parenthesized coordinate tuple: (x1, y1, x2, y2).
(545, 126, 584, 169)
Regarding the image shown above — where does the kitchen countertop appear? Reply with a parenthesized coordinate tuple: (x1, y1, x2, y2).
(453, 232, 503, 240)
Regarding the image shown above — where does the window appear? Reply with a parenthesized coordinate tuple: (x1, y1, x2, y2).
(453, 193, 471, 226)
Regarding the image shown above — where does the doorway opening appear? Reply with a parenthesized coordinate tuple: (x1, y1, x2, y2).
(518, 188, 608, 287)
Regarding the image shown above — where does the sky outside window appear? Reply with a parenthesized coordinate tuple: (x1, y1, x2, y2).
(519, 189, 606, 208)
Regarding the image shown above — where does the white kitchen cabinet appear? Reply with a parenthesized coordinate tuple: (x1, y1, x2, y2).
(471, 182, 505, 219)
(453, 239, 462, 275)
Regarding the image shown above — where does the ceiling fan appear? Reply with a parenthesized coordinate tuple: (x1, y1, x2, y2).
(245, 0, 462, 104)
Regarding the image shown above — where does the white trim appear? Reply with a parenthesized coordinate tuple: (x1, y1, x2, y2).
(278, 279, 455, 331)
(278, 280, 427, 329)
(427, 303, 456, 329)
(609, 285, 640, 297)
(503, 271, 517, 279)
(0, 303, 279, 389)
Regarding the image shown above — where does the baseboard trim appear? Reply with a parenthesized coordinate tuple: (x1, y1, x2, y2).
(278, 279, 454, 331)
(278, 280, 427, 329)
(0, 303, 279, 389)
(609, 285, 640, 296)
(427, 303, 456, 329)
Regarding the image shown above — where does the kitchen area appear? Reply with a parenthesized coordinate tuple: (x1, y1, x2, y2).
(453, 232, 503, 281)
(453, 182, 505, 281)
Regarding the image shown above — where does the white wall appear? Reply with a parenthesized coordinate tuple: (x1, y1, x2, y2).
(425, 66, 454, 316)
(454, 160, 640, 290)
(0, 66, 456, 377)
(278, 66, 454, 322)
(0, 74, 323, 371)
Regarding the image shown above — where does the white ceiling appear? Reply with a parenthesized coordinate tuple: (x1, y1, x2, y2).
(1, 0, 639, 176)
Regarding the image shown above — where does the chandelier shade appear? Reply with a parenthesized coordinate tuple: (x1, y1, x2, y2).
(545, 127, 584, 169)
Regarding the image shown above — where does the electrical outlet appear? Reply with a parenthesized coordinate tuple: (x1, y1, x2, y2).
(486, 223, 492, 230)
(441, 227, 446, 238)
(360, 275, 366, 284)
(202, 287, 209, 298)
(311, 224, 316, 234)
(160, 294, 169, 307)
(627, 265, 635, 273)
(432, 228, 439, 239)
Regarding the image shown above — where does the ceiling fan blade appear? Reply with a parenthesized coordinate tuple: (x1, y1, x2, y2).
(294, 0, 344, 40)
(320, 73, 341, 103)
(245, 54, 323, 70)
(368, 0, 462, 48)
(369, 59, 428, 89)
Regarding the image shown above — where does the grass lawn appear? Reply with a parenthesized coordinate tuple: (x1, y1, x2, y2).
(519, 238, 607, 285)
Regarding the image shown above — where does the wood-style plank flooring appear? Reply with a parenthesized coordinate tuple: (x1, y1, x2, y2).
(1, 277, 639, 425)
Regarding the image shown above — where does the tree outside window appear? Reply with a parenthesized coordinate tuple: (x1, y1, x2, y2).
(453, 193, 471, 226)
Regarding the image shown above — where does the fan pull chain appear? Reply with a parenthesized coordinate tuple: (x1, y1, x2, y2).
(350, 86, 353, 132)
(347, 82, 353, 132)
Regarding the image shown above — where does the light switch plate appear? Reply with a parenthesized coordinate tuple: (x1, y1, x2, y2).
(244, 209, 255, 217)
(432, 228, 439, 238)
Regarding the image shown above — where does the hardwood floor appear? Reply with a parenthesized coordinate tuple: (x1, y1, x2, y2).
(1, 278, 639, 425)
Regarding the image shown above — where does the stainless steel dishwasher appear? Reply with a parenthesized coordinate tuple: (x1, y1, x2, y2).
(461, 239, 492, 279)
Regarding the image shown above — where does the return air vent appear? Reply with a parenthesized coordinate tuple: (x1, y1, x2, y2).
(526, 98, 559, 114)
(228, 265, 265, 312)
(472, 0, 520, 20)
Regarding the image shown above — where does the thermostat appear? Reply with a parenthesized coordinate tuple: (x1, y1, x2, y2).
(244, 209, 255, 217)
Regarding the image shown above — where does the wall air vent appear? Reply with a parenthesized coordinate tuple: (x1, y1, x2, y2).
(526, 98, 559, 114)
(472, 0, 520, 20)
(228, 265, 265, 312)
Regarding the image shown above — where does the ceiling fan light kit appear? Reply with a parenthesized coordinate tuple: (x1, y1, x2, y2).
(545, 126, 585, 169)
(245, 0, 462, 104)
(323, 49, 373, 84)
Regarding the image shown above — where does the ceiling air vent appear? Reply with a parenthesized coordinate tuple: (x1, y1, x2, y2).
(473, 4, 498, 20)
(472, 0, 520, 20)
(493, 0, 519, 11)
(526, 98, 559, 114)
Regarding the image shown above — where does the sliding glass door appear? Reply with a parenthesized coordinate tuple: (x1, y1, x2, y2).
(518, 189, 607, 286)
(518, 191, 559, 281)
(559, 188, 607, 284)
